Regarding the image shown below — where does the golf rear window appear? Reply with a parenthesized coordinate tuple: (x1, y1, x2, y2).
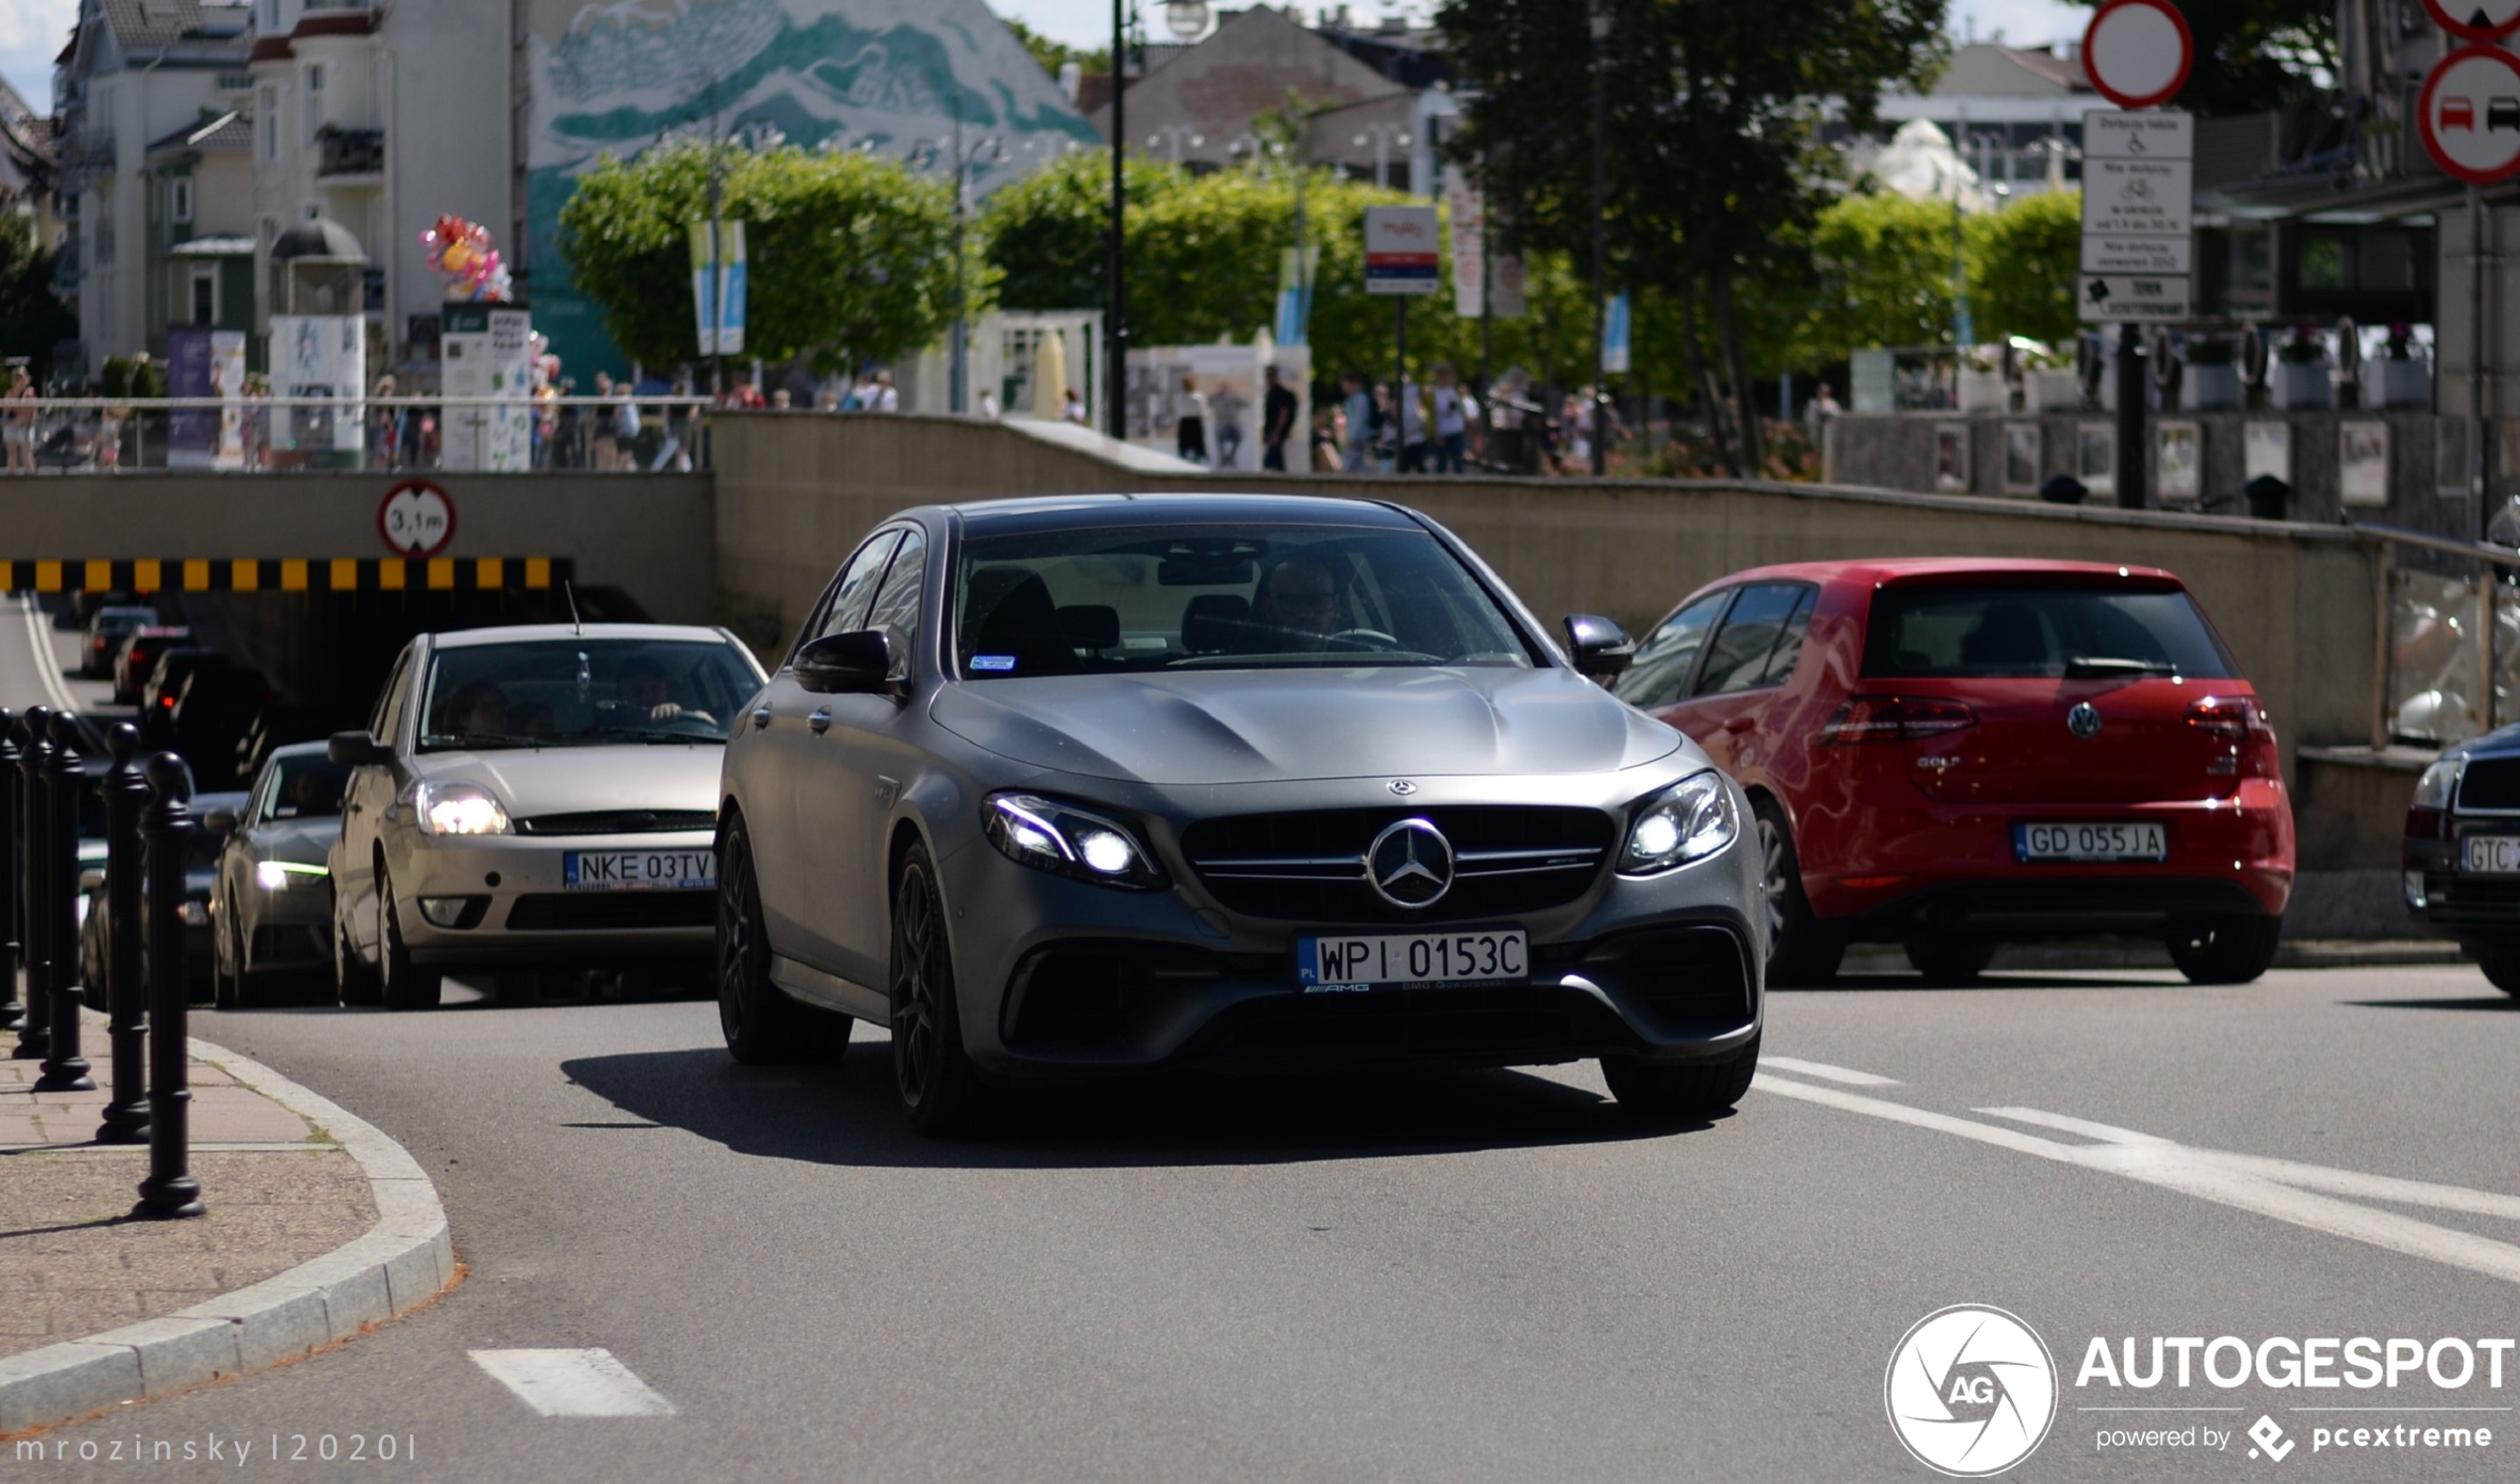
(1862, 583, 2238, 679)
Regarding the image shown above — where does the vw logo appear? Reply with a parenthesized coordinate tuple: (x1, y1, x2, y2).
(2067, 702, 2102, 740)
(1387, 779, 1418, 796)
(1366, 817, 1453, 909)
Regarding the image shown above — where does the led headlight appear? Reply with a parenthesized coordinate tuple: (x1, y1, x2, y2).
(1620, 770, 1739, 875)
(982, 793, 1166, 891)
(256, 860, 330, 891)
(412, 780, 511, 836)
(2413, 758, 2463, 812)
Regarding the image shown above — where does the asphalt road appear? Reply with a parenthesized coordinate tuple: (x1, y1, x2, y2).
(9, 603, 2520, 1482)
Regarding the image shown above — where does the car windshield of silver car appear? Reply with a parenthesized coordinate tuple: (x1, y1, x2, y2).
(954, 523, 1535, 678)
(417, 639, 762, 752)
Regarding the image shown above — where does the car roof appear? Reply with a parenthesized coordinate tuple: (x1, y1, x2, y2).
(264, 740, 335, 763)
(945, 493, 1423, 534)
(1701, 557, 2187, 590)
(425, 622, 737, 650)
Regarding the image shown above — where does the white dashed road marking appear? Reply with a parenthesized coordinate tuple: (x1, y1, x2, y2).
(1760, 1055, 1902, 1086)
(469, 1349, 677, 1417)
(1752, 1075, 2520, 1287)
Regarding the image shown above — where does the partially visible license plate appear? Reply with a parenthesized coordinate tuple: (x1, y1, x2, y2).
(1298, 928, 1528, 991)
(564, 849, 716, 891)
(2462, 836, 2520, 874)
(2015, 821, 2168, 862)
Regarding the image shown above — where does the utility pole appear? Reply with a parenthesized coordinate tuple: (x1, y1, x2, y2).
(1106, 0, 1129, 440)
(951, 92, 968, 416)
(1588, 0, 1610, 477)
(705, 75, 725, 399)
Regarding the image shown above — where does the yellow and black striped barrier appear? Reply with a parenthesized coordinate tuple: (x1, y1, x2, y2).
(1, 557, 572, 594)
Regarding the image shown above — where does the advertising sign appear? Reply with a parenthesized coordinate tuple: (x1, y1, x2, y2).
(1363, 206, 1441, 296)
(441, 305, 536, 472)
(269, 313, 365, 454)
(1446, 165, 1487, 318)
(690, 220, 748, 356)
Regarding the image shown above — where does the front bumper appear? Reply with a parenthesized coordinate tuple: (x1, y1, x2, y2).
(387, 829, 715, 969)
(926, 779, 1767, 1082)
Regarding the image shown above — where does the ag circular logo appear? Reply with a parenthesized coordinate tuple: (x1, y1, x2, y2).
(1884, 1304, 2058, 1477)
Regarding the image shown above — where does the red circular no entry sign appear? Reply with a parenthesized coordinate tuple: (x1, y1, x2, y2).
(2420, 45, 2520, 186)
(2081, 0, 2195, 111)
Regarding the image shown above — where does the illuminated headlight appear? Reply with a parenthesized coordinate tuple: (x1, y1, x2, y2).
(2413, 759, 2463, 811)
(413, 780, 511, 836)
(1620, 771, 1739, 875)
(182, 900, 208, 927)
(982, 793, 1166, 890)
(256, 860, 329, 891)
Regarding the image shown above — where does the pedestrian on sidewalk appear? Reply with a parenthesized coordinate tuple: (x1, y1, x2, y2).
(1176, 374, 1209, 465)
(1396, 376, 1429, 474)
(4, 364, 36, 473)
(1431, 364, 1468, 474)
(1262, 365, 1298, 471)
(1339, 371, 1372, 473)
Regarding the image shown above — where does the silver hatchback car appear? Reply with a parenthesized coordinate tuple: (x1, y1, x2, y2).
(328, 623, 769, 1008)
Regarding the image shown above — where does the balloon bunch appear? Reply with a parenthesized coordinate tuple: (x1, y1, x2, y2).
(420, 214, 513, 303)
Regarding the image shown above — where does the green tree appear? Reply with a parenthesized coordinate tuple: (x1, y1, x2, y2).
(2068, 0, 2332, 118)
(995, 14, 1109, 80)
(560, 142, 978, 374)
(0, 215, 76, 384)
(1965, 188, 2080, 347)
(1798, 191, 1960, 364)
(980, 149, 1190, 312)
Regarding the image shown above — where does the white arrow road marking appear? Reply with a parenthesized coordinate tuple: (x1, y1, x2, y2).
(1761, 1056, 1902, 1086)
(1753, 1075, 2520, 1287)
(469, 1349, 677, 1417)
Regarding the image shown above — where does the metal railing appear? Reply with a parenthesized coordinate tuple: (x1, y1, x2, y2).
(0, 396, 717, 474)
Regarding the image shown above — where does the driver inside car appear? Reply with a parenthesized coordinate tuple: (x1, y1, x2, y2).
(1251, 554, 1346, 648)
(616, 656, 716, 726)
(443, 680, 509, 746)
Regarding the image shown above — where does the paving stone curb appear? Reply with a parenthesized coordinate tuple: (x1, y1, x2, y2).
(0, 1035, 453, 1434)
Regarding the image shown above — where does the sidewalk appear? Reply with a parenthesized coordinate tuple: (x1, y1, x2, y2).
(0, 1015, 453, 1434)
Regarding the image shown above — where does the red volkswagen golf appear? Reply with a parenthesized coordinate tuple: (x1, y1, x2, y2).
(1613, 559, 2294, 984)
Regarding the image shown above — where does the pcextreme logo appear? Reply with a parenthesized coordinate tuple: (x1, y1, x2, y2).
(1885, 1304, 2061, 1476)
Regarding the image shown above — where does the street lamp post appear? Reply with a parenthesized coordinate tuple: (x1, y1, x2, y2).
(1588, 0, 1611, 477)
(1107, 0, 1133, 440)
(1354, 124, 1412, 191)
(1148, 124, 1204, 164)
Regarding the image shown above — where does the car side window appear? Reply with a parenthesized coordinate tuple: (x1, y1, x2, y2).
(1755, 587, 1819, 687)
(803, 531, 904, 656)
(861, 530, 927, 679)
(1694, 583, 1817, 696)
(371, 652, 412, 747)
(1614, 590, 1733, 709)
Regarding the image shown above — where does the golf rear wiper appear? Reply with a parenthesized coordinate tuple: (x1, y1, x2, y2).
(2064, 656, 2178, 679)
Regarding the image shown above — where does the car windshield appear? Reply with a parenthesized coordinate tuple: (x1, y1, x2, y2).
(418, 639, 763, 751)
(952, 523, 1534, 678)
(1862, 583, 2239, 680)
(259, 756, 350, 822)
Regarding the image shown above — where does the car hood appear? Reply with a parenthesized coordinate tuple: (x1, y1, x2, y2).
(413, 744, 724, 814)
(249, 816, 341, 865)
(931, 666, 1684, 786)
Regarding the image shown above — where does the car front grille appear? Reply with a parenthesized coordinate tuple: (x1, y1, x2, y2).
(2421, 872, 2520, 930)
(515, 809, 718, 836)
(2459, 758, 2520, 811)
(1180, 805, 1613, 925)
(504, 891, 716, 931)
(1183, 984, 1637, 1064)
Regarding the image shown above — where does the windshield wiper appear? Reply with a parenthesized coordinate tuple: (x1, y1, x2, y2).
(575, 725, 725, 745)
(419, 731, 547, 751)
(2064, 656, 2179, 679)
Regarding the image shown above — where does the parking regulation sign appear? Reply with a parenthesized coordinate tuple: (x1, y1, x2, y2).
(2419, 45, 2520, 186)
(1362, 205, 1441, 296)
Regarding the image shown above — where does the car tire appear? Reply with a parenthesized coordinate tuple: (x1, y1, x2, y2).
(890, 839, 987, 1136)
(1601, 1034, 1761, 1120)
(713, 820, 848, 1062)
(2477, 949, 2520, 996)
(2166, 914, 2283, 985)
(1752, 800, 1842, 986)
(378, 873, 442, 1011)
(1904, 934, 1995, 983)
(333, 909, 381, 1007)
(212, 907, 240, 1011)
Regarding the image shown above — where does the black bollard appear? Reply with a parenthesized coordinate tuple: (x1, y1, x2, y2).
(35, 711, 91, 1092)
(12, 704, 52, 1061)
(134, 754, 201, 1220)
(95, 725, 150, 1143)
(0, 707, 19, 1036)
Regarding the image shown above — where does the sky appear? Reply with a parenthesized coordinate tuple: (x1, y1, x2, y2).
(0, 0, 2100, 118)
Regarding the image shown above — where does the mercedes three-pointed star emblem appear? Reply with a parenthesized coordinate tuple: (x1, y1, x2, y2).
(1367, 817, 1454, 909)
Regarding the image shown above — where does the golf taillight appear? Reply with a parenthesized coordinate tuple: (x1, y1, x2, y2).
(2186, 696, 2269, 739)
(1819, 695, 1977, 743)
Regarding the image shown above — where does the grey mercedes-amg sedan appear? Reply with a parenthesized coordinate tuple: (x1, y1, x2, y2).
(716, 494, 1766, 1132)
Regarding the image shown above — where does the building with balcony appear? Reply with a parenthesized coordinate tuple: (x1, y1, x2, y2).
(144, 107, 254, 347)
(51, 0, 255, 376)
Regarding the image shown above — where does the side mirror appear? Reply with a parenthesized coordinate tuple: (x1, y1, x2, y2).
(327, 730, 395, 767)
(78, 867, 105, 895)
(794, 630, 897, 695)
(1563, 614, 1635, 681)
(202, 807, 238, 833)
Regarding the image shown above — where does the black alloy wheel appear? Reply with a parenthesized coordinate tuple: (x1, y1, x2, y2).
(2165, 914, 2284, 985)
(1753, 800, 1843, 986)
(713, 817, 847, 1062)
(212, 903, 241, 1010)
(890, 840, 985, 1135)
